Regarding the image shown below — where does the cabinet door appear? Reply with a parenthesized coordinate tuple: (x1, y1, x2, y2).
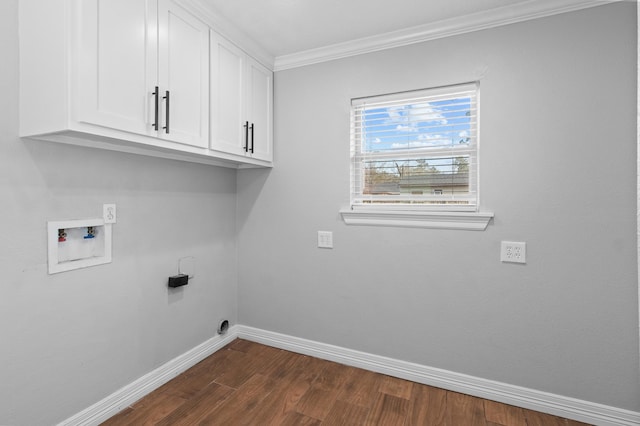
(246, 58, 273, 162)
(210, 31, 246, 156)
(76, 0, 157, 136)
(157, 0, 209, 148)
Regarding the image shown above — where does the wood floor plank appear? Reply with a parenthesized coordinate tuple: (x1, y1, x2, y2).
(184, 349, 227, 375)
(238, 356, 317, 425)
(525, 409, 593, 426)
(447, 391, 487, 426)
(279, 411, 322, 426)
(99, 408, 133, 426)
(199, 373, 276, 425)
(213, 348, 260, 389)
(484, 399, 527, 426)
(179, 346, 246, 391)
(227, 338, 259, 353)
(566, 419, 592, 426)
(251, 344, 294, 378)
(337, 367, 383, 407)
(213, 342, 290, 389)
(364, 392, 410, 426)
(217, 351, 325, 425)
(240, 378, 311, 425)
(408, 382, 447, 426)
(264, 348, 301, 379)
(297, 355, 333, 384)
(269, 351, 322, 386)
(293, 358, 355, 420)
(322, 399, 371, 425)
(100, 392, 185, 426)
(312, 359, 355, 392)
(154, 382, 234, 426)
(379, 374, 413, 400)
(295, 385, 338, 421)
(180, 346, 241, 384)
(152, 367, 217, 400)
(524, 410, 571, 426)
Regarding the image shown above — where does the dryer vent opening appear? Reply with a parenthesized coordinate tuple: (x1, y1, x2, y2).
(217, 319, 229, 335)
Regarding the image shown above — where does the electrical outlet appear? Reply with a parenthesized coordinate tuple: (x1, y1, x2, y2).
(501, 241, 526, 263)
(103, 204, 117, 224)
(317, 231, 333, 249)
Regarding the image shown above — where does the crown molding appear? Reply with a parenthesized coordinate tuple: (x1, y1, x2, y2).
(274, 0, 617, 71)
(177, 0, 275, 70)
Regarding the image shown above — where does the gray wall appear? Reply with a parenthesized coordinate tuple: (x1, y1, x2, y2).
(237, 2, 640, 411)
(0, 1, 238, 424)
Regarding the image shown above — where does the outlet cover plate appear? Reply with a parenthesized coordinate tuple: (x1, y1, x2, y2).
(501, 241, 526, 263)
(103, 204, 117, 224)
(318, 231, 333, 249)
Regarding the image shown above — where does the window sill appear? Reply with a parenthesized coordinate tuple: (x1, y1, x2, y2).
(339, 208, 494, 230)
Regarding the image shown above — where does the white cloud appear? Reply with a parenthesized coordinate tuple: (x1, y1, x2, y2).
(409, 103, 448, 125)
(418, 133, 445, 141)
(396, 124, 418, 132)
(387, 106, 403, 120)
(391, 140, 442, 149)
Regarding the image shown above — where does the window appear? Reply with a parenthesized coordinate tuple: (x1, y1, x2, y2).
(342, 82, 493, 230)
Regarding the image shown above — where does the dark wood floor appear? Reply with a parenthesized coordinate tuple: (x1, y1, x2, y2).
(101, 339, 589, 425)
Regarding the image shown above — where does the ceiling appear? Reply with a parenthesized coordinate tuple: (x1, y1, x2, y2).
(201, 0, 611, 59)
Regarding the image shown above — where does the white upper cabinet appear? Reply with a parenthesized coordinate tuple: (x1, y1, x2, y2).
(246, 57, 273, 162)
(74, 0, 209, 148)
(157, 0, 209, 148)
(76, 0, 156, 138)
(210, 31, 273, 163)
(210, 34, 246, 157)
(19, 0, 271, 168)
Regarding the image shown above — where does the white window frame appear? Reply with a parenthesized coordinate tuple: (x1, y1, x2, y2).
(340, 82, 493, 230)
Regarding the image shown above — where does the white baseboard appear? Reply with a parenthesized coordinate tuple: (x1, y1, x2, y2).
(58, 328, 238, 426)
(236, 326, 640, 426)
(58, 325, 639, 426)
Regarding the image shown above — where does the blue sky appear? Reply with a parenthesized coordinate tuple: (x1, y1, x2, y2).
(361, 97, 473, 153)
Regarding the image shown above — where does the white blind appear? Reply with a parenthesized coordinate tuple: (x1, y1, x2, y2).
(350, 82, 479, 211)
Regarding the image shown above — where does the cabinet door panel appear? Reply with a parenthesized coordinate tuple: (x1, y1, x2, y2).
(210, 32, 246, 156)
(247, 59, 273, 162)
(158, 0, 209, 148)
(76, 0, 156, 136)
